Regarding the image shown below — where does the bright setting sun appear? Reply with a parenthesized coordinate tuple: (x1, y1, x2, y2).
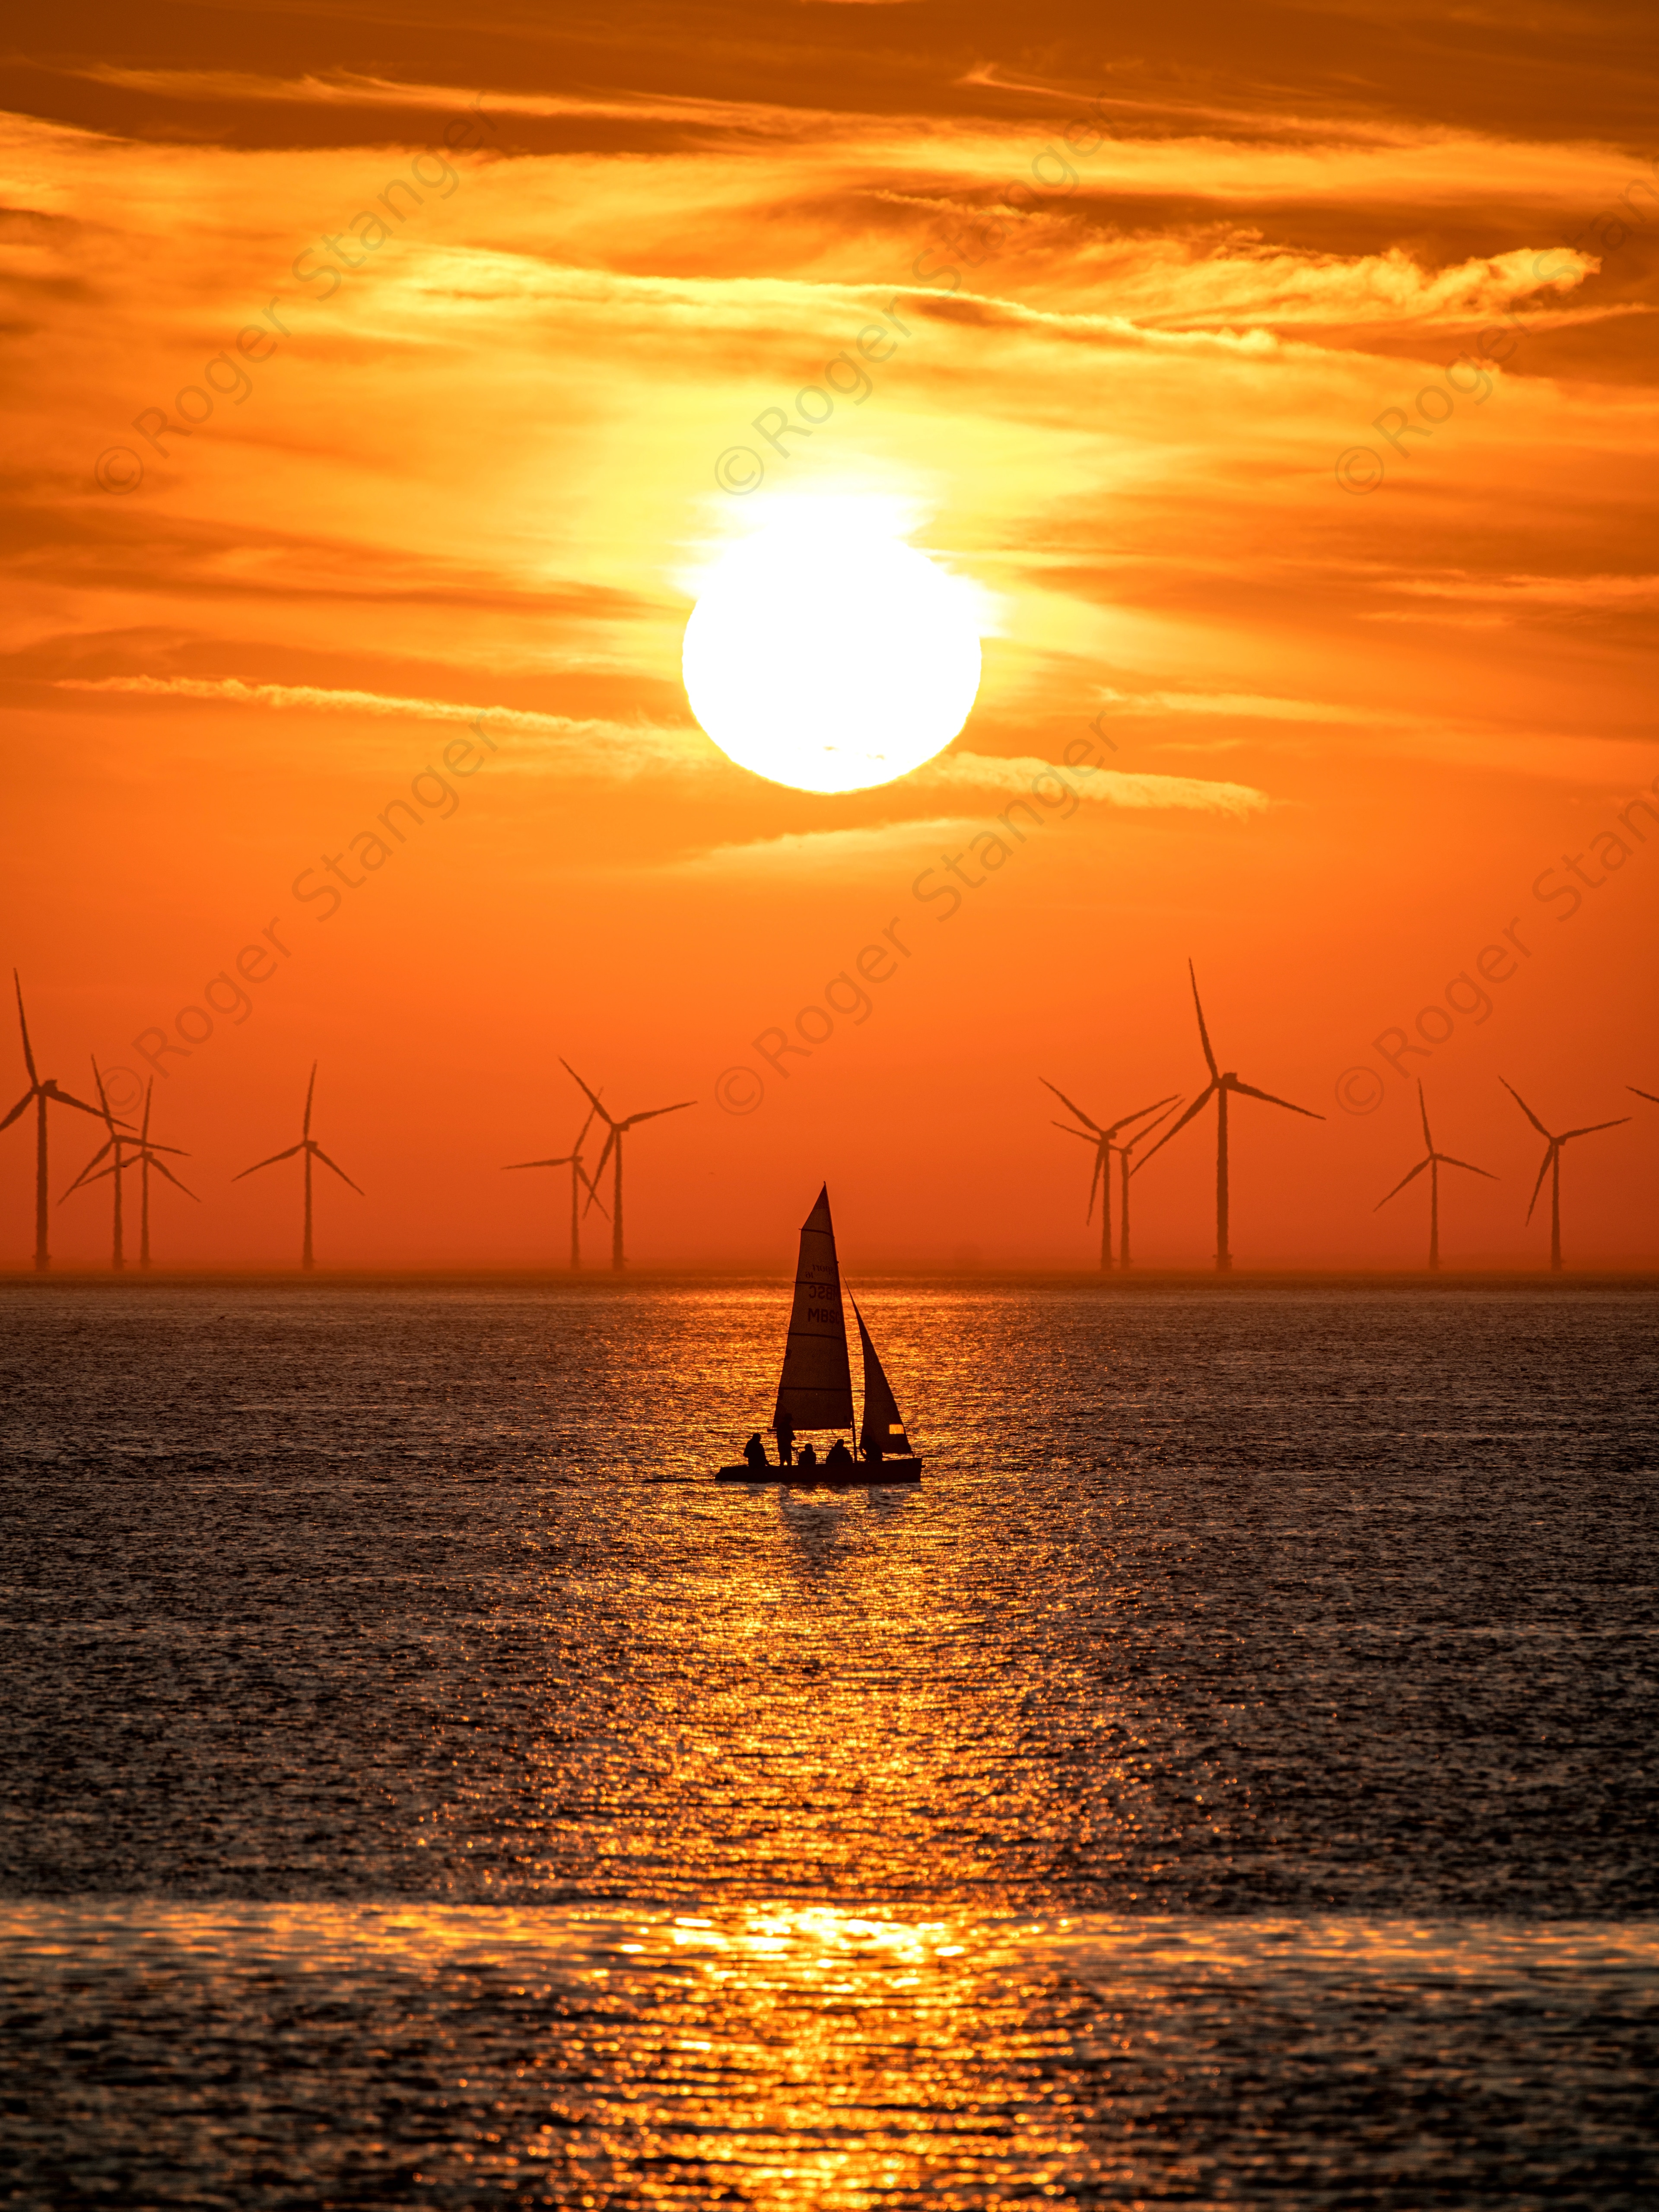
(680, 506, 983, 794)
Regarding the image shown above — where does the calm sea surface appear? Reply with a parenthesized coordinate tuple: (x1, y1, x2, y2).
(2, 1276, 1656, 2207)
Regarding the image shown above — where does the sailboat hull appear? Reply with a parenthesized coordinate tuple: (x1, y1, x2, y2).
(715, 1458, 922, 1485)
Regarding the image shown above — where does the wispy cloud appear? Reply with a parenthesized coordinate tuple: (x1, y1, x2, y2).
(682, 817, 989, 872)
(1089, 687, 1399, 725)
(53, 680, 1271, 810)
(912, 751, 1268, 813)
(50, 65, 868, 140)
(53, 677, 715, 777)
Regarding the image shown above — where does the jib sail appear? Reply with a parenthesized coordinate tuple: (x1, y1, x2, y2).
(851, 1294, 911, 1459)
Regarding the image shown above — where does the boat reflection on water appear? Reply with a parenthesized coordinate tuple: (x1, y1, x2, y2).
(6, 1898, 1653, 2209)
(773, 1474, 919, 1576)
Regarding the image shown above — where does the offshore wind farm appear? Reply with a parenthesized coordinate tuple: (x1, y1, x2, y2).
(3, 966, 1655, 1275)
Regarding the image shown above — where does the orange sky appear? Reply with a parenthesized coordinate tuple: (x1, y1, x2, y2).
(3, 0, 1657, 1271)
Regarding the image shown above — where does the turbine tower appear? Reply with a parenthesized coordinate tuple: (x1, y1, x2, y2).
(1, 972, 111, 1271)
(61, 1062, 191, 1268)
(132, 1082, 198, 1267)
(1374, 1080, 1496, 1269)
(1137, 960, 1324, 1271)
(1500, 1078, 1627, 1272)
(234, 1062, 363, 1270)
(502, 1099, 609, 1267)
(1044, 1083, 1176, 1268)
(561, 1060, 694, 1270)
(1116, 1098, 1183, 1267)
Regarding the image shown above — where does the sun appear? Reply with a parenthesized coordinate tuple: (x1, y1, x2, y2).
(681, 505, 983, 794)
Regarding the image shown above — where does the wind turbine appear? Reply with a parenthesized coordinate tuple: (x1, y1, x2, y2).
(1043, 1082, 1177, 1268)
(233, 1062, 363, 1270)
(60, 1061, 191, 1268)
(1, 971, 113, 1271)
(1500, 1078, 1627, 1272)
(1374, 1080, 1496, 1269)
(1115, 1098, 1183, 1266)
(1136, 961, 1325, 1271)
(561, 1059, 695, 1270)
(131, 1082, 199, 1267)
(502, 1099, 609, 1267)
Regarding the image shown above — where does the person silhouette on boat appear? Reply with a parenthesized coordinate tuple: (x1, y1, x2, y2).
(825, 1439, 852, 1470)
(773, 1414, 795, 1466)
(742, 1432, 768, 1472)
(797, 1441, 817, 1471)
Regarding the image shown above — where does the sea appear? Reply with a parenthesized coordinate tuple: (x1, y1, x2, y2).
(2, 1274, 1656, 2209)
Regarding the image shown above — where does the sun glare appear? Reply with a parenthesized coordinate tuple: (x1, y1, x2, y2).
(681, 505, 983, 795)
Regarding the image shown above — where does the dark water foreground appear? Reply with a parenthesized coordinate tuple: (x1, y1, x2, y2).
(4, 1903, 1655, 2208)
(2, 1275, 1656, 2206)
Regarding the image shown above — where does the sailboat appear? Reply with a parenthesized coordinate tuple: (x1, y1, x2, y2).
(717, 1184, 922, 1483)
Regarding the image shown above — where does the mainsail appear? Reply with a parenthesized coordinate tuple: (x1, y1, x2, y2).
(851, 1294, 911, 1459)
(772, 1185, 854, 1433)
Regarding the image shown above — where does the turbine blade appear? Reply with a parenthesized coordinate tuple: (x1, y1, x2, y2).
(310, 1144, 365, 1194)
(502, 1156, 572, 1170)
(1104, 1092, 1181, 1138)
(1188, 960, 1219, 1080)
(584, 1128, 618, 1204)
(42, 1083, 109, 1120)
(233, 1142, 306, 1179)
(303, 1061, 317, 1139)
(1086, 1145, 1104, 1225)
(1039, 1077, 1102, 1134)
(560, 1059, 616, 1126)
(1499, 1077, 1551, 1140)
(1134, 1082, 1218, 1170)
(141, 1081, 153, 1142)
(1374, 1157, 1430, 1209)
(0, 1089, 35, 1132)
(1436, 1154, 1498, 1179)
(1228, 1078, 1325, 1120)
(1417, 1078, 1432, 1153)
(149, 1157, 200, 1200)
(576, 1156, 611, 1219)
(1560, 1118, 1631, 1141)
(620, 1100, 696, 1129)
(13, 972, 38, 1084)
(1125, 1097, 1185, 1152)
(1524, 1144, 1554, 1224)
(1630, 1086, 1659, 1106)
(1051, 1121, 1096, 1143)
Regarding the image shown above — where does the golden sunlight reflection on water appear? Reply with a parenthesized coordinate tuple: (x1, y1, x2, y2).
(5, 1901, 1657, 2208)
